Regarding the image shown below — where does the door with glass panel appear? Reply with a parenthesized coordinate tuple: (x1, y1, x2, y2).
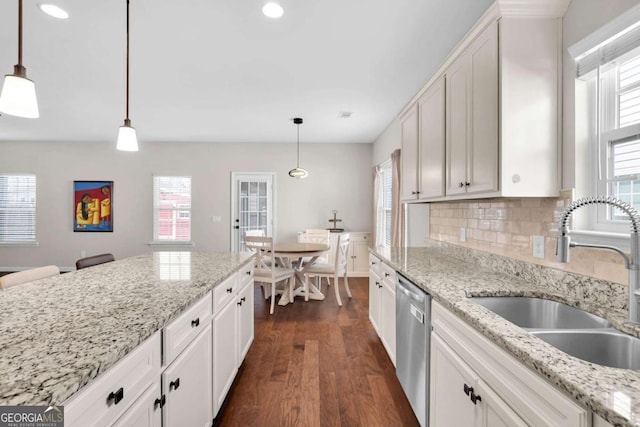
(231, 173, 275, 251)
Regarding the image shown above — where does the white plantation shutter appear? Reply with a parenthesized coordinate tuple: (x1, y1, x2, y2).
(0, 174, 36, 243)
(153, 176, 192, 242)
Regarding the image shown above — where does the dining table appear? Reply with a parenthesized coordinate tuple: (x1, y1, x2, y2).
(273, 241, 330, 305)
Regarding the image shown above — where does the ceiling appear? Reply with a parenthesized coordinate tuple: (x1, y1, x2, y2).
(0, 0, 493, 144)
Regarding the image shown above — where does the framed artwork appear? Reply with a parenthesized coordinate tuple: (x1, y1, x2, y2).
(73, 181, 113, 232)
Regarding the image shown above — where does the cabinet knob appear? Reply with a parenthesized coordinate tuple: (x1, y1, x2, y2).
(241, 297, 246, 302)
(169, 378, 180, 391)
(246, 271, 251, 275)
(463, 384, 472, 396)
(465, 182, 470, 187)
(227, 287, 233, 293)
(470, 391, 482, 405)
(191, 318, 200, 328)
(459, 182, 464, 188)
(384, 272, 390, 277)
(154, 395, 166, 409)
(107, 387, 124, 405)
(411, 191, 417, 195)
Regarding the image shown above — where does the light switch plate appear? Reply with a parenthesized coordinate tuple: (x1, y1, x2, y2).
(533, 235, 545, 259)
(460, 228, 466, 242)
(211, 216, 222, 223)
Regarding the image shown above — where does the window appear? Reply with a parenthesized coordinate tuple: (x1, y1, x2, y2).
(0, 174, 36, 243)
(584, 47, 640, 230)
(153, 176, 191, 242)
(376, 160, 392, 247)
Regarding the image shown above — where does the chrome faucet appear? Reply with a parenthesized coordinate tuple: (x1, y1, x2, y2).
(557, 196, 640, 324)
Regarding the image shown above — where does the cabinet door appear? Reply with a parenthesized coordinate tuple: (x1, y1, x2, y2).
(430, 333, 476, 426)
(368, 271, 382, 334)
(237, 279, 254, 363)
(112, 383, 161, 427)
(162, 324, 213, 427)
(445, 52, 470, 196)
(400, 105, 419, 200)
(351, 241, 370, 276)
(418, 76, 445, 199)
(467, 21, 499, 195)
(380, 280, 396, 365)
(213, 298, 238, 417)
(476, 379, 527, 427)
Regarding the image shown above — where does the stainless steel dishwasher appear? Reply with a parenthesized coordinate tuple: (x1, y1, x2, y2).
(396, 273, 431, 427)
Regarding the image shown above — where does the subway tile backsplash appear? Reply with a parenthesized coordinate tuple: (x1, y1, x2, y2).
(428, 191, 628, 285)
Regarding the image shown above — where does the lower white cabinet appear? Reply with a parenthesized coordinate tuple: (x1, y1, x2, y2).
(431, 301, 589, 427)
(368, 255, 396, 365)
(162, 323, 212, 427)
(348, 233, 371, 277)
(112, 383, 162, 427)
(431, 333, 526, 427)
(212, 272, 255, 417)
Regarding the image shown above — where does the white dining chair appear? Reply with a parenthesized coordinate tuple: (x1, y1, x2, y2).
(244, 229, 265, 237)
(304, 233, 351, 306)
(0, 265, 60, 289)
(245, 235, 295, 314)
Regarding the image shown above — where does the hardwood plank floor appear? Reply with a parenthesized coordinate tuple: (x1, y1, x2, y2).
(215, 278, 420, 427)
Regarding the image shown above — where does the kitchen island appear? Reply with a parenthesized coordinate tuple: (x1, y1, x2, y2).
(371, 244, 640, 427)
(0, 251, 253, 408)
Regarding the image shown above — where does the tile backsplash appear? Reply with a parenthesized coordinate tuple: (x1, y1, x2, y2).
(429, 191, 628, 285)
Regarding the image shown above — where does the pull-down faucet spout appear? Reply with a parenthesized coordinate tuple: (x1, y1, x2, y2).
(556, 196, 640, 324)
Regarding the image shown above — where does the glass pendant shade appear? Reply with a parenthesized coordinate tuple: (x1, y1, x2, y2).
(288, 167, 308, 179)
(116, 119, 139, 151)
(0, 66, 39, 118)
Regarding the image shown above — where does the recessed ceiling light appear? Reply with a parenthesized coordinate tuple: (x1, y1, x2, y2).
(262, 2, 284, 19)
(38, 3, 69, 19)
(339, 112, 353, 118)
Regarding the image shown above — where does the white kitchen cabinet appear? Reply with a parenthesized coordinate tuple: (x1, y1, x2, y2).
(431, 333, 526, 427)
(64, 332, 162, 427)
(432, 301, 589, 427)
(402, 77, 446, 202)
(112, 383, 161, 427)
(400, 104, 419, 201)
(162, 323, 213, 427)
(212, 265, 255, 418)
(347, 232, 371, 277)
(368, 269, 382, 335)
(445, 20, 498, 196)
(237, 272, 254, 363)
(368, 255, 396, 364)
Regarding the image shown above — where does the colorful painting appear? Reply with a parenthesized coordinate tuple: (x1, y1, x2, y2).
(73, 181, 113, 232)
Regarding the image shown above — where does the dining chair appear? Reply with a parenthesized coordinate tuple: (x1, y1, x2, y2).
(304, 233, 351, 306)
(244, 229, 265, 237)
(75, 253, 115, 270)
(245, 235, 295, 314)
(0, 265, 60, 289)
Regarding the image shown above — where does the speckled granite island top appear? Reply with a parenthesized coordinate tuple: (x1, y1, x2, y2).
(0, 251, 253, 407)
(371, 244, 640, 427)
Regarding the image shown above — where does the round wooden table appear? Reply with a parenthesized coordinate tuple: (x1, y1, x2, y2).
(273, 242, 330, 305)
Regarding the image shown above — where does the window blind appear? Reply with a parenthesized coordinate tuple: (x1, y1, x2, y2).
(576, 22, 640, 78)
(0, 174, 36, 242)
(153, 176, 192, 241)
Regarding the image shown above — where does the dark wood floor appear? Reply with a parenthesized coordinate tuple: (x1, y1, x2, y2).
(215, 277, 419, 427)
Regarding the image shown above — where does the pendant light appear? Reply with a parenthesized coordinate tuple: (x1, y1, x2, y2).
(116, 0, 138, 151)
(288, 117, 308, 179)
(0, 0, 39, 118)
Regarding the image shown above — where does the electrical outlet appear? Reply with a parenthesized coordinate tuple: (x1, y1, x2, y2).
(211, 216, 221, 223)
(80, 250, 86, 258)
(533, 236, 545, 259)
(460, 228, 466, 242)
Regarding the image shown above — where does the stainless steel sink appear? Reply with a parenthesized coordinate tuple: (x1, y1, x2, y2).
(531, 330, 640, 369)
(470, 297, 612, 329)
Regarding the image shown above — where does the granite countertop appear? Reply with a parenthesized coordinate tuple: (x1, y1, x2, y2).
(0, 251, 253, 407)
(371, 244, 640, 427)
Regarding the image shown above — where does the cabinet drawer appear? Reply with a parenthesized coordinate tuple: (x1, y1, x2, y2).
(349, 233, 371, 243)
(64, 331, 161, 427)
(380, 262, 396, 288)
(213, 273, 238, 315)
(369, 254, 381, 277)
(163, 292, 212, 366)
(239, 262, 253, 286)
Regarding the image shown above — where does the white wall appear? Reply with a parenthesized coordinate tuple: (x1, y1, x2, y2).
(372, 116, 401, 166)
(0, 141, 372, 269)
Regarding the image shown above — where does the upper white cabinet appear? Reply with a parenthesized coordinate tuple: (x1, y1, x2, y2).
(401, 77, 446, 201)
(401, 2, 564, 201)
(445, 21, 499, 196)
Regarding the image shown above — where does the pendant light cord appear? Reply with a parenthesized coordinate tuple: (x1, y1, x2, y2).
(125, 0, 130, 121)
(296, 123, 300, 167)
(18, 0, 22, 66)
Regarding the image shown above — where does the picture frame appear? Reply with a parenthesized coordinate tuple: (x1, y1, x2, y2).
(73, 181, 113, 232)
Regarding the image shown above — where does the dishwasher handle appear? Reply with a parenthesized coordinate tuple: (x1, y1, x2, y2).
(397, 275, 427, 303)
